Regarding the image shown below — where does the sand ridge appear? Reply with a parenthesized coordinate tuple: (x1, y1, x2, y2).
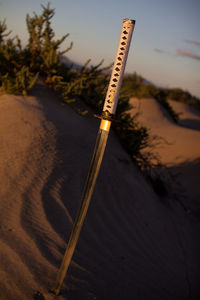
(129, 97, 200, 164)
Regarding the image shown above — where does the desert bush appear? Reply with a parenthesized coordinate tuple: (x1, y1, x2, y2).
(0, 20, 38, 95)
(65, 60, 111, 111)
(167, 88, 200, 110)
(1, 66, 38, 96)
(47, 59, 111, 110)
(0, 19, 11, 44)
(0, 2, 73, 96)
(26, 2, 73, 79)
(0, 21, 23, 80)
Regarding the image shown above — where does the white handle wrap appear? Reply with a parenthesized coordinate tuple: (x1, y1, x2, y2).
(103, 19, 135, 116)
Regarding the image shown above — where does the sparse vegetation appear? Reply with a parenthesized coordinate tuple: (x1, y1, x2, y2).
(1, 66, 38, 96)
(121, 73, 180, 122)
(121, 72, 200, 120)
(166, 87, 200, 110)
(46, 59, 111, 111)
(25, 3, 73, 79)
(0, 3, 72, 95)
(0, 20, 38, 95)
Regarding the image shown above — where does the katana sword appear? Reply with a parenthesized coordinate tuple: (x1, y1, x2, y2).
(52, 18, 135, 296)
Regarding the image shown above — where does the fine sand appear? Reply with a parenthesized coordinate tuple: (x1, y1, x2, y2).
(0, 82, 200, 300)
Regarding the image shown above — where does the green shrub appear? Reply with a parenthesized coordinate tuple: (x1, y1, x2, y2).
(0, 2, 73, 96)
(2, 67, 38, 96)
(0, 22, 24, 81)
(167, 88, 200, 110)
(0, 19, 39, 95)
(26, 2, 73, 79)
(65, 60, 111, 111)
(47, 59, 111, 112)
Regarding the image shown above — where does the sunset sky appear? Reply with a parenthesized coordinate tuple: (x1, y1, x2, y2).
(1, 0, 200, 97)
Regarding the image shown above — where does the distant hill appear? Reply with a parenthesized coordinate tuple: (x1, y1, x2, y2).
(60, 55, 83, 70)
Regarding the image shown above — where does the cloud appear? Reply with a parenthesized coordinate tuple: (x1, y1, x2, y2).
(185, 40, 200, 47)
(176, 49, 200, 61)
(154, 48, 169, 54)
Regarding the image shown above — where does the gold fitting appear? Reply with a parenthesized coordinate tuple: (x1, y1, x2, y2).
(100, 119, 111, 132)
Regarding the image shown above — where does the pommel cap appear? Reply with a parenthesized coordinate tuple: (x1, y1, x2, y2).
(123, 19, 136, 24)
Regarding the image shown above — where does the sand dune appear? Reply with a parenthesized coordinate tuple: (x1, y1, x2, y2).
(129, 97, 200, 214)
(129, 97, 200, 164)
(169, 100, 200, 131)
(0, 83, 200, 300)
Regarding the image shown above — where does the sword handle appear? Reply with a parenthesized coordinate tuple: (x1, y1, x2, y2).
(103, 19, 135, 117)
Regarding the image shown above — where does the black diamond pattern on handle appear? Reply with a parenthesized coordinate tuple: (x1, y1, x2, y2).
(103, 19, 134, 115)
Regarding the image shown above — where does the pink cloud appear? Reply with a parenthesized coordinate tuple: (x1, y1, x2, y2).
(176, 49, 200, 61)
(154, 48, 169, 54)
(185, 40, 200, 47)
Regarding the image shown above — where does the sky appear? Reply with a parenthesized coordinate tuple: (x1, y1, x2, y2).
(1, 0, 200, 98)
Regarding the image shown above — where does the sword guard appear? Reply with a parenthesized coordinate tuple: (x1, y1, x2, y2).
(94, 113, 121, 124)
(94, 110, 113, 121)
